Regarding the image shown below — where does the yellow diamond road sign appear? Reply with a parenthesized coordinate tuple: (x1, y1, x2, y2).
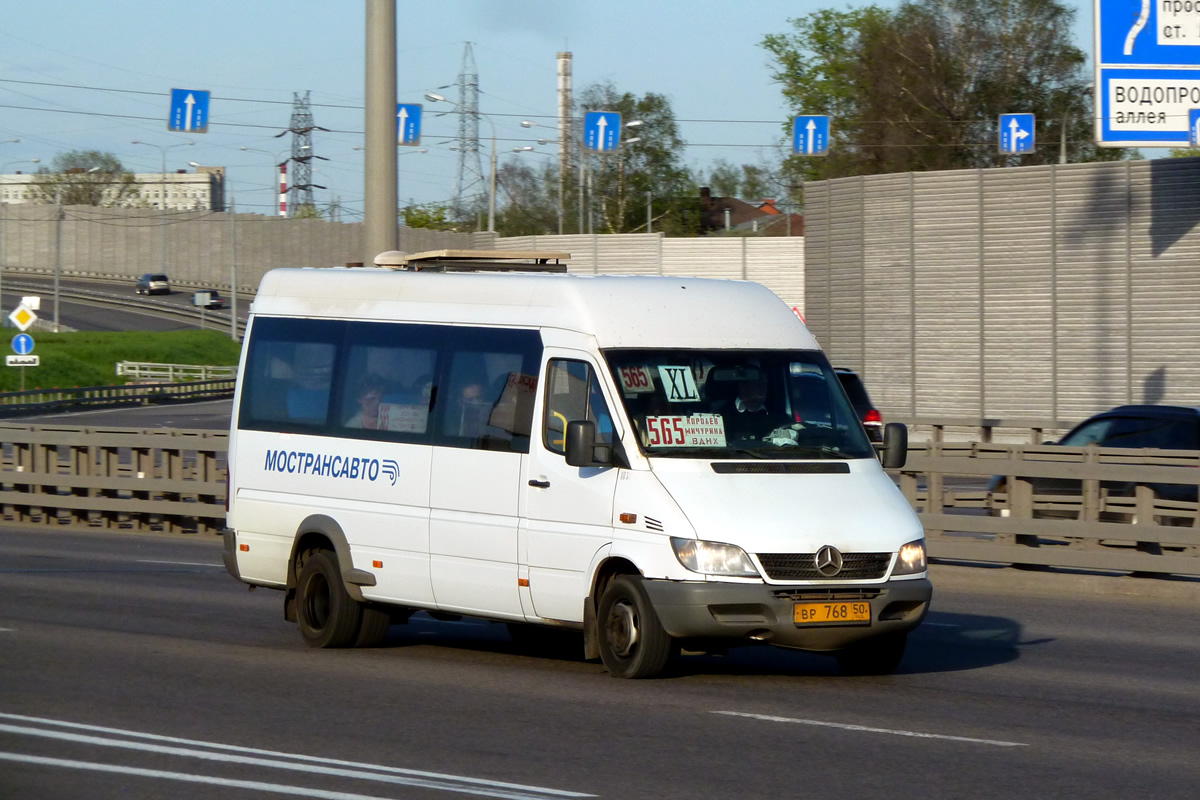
(9, 305, 37, 332)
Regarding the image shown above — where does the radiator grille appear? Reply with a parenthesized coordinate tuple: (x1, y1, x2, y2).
(757, 552, 891, 581)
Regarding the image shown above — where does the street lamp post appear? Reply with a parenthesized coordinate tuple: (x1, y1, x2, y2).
(240, 146, 290, 214)
(521, 121, 565, 235)
(131, 139, 194, 276)
(426, 92, 497, 233)
(53, 167, 99, 332)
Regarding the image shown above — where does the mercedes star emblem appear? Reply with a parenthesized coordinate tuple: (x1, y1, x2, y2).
(814, 545, 844, 577)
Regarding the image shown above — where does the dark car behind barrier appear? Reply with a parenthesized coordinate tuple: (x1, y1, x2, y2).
(988, 404, 1200, 527)
(835, 368, 883, 443)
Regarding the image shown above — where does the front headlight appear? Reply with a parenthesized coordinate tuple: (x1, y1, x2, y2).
(893, 538, 927, 575)
(671, 537, 760, 577)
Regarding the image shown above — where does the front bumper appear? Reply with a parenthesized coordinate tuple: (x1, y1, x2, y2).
(642, 576, 932, 652)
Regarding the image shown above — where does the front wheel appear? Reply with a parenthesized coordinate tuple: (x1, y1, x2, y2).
(596, 576, 676, 678)
(296, 550, 363, 648)
(834, 632, 907, 676)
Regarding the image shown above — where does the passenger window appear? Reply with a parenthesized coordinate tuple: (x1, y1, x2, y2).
(238, 317, 344, 431)
(238, 317, 541, 451)
(339, 337, 437, 436)
(434, 328, 541, 453)
(544, 359, 615, 455)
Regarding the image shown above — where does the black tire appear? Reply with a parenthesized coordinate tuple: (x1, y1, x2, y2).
(296, 550, 363, 648)
(353, 605, 391, 648)
(596, 576, 676, 678)
(835, 632, 907, 676)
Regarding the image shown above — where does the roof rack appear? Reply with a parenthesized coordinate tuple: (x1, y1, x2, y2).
(373, 249, 570, 273)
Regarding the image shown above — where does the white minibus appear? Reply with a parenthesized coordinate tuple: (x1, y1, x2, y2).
(222, 250, 931, 678)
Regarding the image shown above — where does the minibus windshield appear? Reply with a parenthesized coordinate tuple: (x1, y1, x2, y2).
(605, 349, 875, 460)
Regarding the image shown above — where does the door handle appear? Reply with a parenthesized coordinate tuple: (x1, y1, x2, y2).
(528, 479, 551, 488)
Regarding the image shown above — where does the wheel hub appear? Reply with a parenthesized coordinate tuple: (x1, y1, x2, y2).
(607, 599, 639, 657)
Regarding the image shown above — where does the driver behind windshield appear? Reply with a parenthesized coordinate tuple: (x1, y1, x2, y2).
(721, 365, 794, 443)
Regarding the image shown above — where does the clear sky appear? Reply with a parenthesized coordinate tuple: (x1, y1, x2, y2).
(0, 1, 1097, 219)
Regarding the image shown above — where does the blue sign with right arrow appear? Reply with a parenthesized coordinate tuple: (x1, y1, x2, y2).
(999, 113, 1035, 154)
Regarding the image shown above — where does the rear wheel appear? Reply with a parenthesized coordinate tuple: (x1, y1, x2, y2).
(596, 576, 676, 678)
(835, 632, 907, 676)
(354, 606, 392, 648)
(296, 550, 363, 648)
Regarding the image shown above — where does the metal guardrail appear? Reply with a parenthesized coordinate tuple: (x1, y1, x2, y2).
(0, 418, 1196, 579)
(115, 362, 237, 381)
(0, 378, 235, 416)
(3, 278, 247, 335)
(898, 441, 1200, 577)
(0, 423, 227, 535)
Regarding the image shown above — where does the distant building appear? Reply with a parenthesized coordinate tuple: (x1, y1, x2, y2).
(698, 187, 803, 236)
(0, 167, 225, 211)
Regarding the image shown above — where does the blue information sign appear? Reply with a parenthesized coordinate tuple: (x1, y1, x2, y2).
(1095, 0, 1200, 146)
(1191, 109, 1200, 145)
(169, 88, 210, 133)
(999, 113, 1036, 154)
(397, 103, 422, 145)
(584, 111, 622, 152)
(792, 115, 831, 156)
(11, 333, 33, 355)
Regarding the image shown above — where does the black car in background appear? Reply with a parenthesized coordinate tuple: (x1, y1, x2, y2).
(835, 368, 883, 443)
(989, 404, 1200, 525)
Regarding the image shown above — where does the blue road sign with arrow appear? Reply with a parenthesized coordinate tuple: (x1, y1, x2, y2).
(584, 111, 621, 152)
(397, 103, 422, 145)
(1191, 109, 1200, 146)
(792, 116, 830, 157)
(999, 113, 1035, 154)
(11, 333, 33, 355)
(1095, 0, 1200, 146)
(169, 89, 210, 133)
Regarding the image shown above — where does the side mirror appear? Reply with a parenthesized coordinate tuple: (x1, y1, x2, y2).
(565, 420, 603, 467)
(880, 422, 908, 469)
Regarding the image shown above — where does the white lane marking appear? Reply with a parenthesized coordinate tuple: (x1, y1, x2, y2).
(136, 560, 223, 568)
(713, 711, 1027, 748)
(923, 622, 959, 627)
(0, 716, 592, 799)
(0, 751, 426, 800)
(0, 628, 14, 633)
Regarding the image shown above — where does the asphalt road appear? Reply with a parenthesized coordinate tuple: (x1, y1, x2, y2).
(2, 275, 246, 333)
(1, 528, 1198, 800)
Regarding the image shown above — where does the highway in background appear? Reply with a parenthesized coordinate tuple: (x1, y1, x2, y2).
(0, 275, 247, 333)
(1, 528, 1198, 799)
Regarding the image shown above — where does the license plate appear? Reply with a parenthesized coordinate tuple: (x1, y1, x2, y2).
(794, 601, 871, 625)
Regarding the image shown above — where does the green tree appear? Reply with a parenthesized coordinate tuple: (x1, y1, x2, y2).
(494, 159, 560, 236)
(291, 203, 323, 220)
(578, 82, 698, 235)
(708, 158, 741, 197)
(762, 0, 1127, 180)
(28, 150, 138, 206)
(400, 202, 459, 231)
